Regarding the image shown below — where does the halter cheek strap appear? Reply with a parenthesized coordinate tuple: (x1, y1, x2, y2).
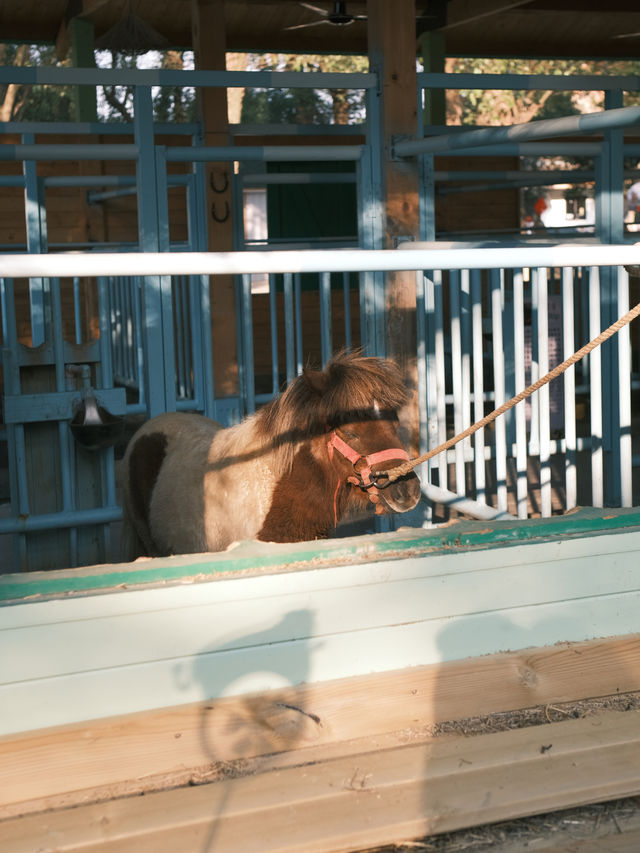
(327, 430, 411, 526)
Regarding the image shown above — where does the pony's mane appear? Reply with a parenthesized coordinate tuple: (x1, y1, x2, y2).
(254, 351, 409, 475)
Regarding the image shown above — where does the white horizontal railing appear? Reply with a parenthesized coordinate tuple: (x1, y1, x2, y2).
(2, 242, 640, 278)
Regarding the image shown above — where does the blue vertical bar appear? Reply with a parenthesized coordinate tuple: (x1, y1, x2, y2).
(449, 270, 465, 495)
(22, 133, 48, 347)
(1, 278, 28, 568)
(153, 145, 177, 413)
(319, 272, 332, 366)
(427, 269, 447, 495)
(73, 277, 82, 344)
(415, 270, 431, 524)
(342, 271, 352, 351)
(269, 274, 280, 395)
(174, 276, 185, 399)
(598, 91, 624, 502)
(491, 268, 508, 513)
(419, 154, 436, 241)
(294, 272, 303, 374)
(241, 274, 256, 414)
(94, 275, 117, 559)
(357, 131, 384, 354)
(471, 269, 487, 508)
(283, 272, 296, 383)
(134, 86, 166, 417)
(512, 269, 528, 518)
(190, 159, 215, 418)
(51, 276, 77, 565)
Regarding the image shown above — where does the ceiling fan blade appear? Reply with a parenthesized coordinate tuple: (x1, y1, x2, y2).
(285, 19, 333, 31)
(298, 2, 330, 15)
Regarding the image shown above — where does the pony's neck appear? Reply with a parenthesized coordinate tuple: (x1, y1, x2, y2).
(257, 441, 342, 543)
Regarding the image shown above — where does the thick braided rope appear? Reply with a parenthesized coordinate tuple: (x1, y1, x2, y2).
(386, 298, 640, 483)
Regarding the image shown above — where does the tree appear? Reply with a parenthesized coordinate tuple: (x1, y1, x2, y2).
(239, 53, 368, 125)
(96, 49, 196, 123)
(0, 44, 75, 122)
(445, 57, 640, 127)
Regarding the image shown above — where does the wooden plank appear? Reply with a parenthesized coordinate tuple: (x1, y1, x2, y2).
(1, 634, 638, 818)
(1, 709, 639, 853)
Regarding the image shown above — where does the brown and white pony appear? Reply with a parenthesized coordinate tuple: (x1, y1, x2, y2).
(120, 351, 421, 559)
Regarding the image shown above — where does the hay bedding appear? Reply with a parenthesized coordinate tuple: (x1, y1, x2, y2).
(363, 691, 640, 853)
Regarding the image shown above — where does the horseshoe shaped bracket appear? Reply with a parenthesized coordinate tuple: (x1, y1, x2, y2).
(211, 200, 230, 223)
(209, 171, 229, 194)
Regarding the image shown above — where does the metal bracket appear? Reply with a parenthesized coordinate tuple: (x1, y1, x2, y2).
(390, 133, 412, 161)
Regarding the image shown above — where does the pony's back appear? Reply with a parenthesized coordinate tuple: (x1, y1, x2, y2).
(120, 412, 222, 560)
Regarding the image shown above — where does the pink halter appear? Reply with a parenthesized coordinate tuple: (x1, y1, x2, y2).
(326, 430, 411, 527)
(327, 430, 410, 489)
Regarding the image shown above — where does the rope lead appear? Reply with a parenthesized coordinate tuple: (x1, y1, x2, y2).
(386, 298, 640, 483)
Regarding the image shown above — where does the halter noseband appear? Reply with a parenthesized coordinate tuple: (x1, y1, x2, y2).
(327, 430, 410, 490)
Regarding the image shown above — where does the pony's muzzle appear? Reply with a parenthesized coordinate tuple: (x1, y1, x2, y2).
(377, 469, 421, 513)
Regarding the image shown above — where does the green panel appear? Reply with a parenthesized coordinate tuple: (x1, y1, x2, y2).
(267, 161, 358, 243)
(2, 507, 640, 604)
(266, 162, 359, 293)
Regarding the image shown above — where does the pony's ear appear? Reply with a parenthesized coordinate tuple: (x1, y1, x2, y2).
(302, 367, 326, 396)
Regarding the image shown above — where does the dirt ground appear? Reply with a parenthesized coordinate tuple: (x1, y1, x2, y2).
(362, 692, 640, 853)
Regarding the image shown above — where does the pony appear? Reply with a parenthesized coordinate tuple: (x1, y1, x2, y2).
(120, 351, 421, 559)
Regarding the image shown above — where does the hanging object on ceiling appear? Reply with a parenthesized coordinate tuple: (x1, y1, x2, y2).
(610, 31, 640, 41)
(285, 1, 367, 31)
(94, 0, 169, 55)
(285, 1, 445, 33)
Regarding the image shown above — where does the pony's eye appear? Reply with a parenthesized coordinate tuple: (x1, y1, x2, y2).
(343, 429, 359, 440)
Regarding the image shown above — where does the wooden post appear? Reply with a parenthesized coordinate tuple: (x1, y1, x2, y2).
(191, 0, 238, 397)
(367, 0, 420, 450)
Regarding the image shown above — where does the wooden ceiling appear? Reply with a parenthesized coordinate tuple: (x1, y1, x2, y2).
(1, 0, 640, 60)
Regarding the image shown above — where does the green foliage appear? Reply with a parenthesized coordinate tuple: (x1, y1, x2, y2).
(97, 50, 196, 123)
(0, 43, 76, 122)
(20, 85, 75, 122)
(240, 54, 368, 125)
(446, 57, 640, 127)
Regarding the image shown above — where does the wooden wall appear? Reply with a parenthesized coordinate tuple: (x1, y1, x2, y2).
(434, 154, 520, 238)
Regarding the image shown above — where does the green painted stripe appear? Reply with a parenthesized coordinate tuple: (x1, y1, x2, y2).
(2, 507, 640, 604)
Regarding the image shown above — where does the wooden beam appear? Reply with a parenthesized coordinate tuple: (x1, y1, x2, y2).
(1, 709, 639, 852)
(367, 0, 420, 447)
(55, 0, 112, 61)
(2, 634, 638, 819)
(443, 0, 536, 31)
(191, 0, 238, 397)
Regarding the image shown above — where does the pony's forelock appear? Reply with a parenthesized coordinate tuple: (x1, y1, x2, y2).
(255, 351, 408, 475)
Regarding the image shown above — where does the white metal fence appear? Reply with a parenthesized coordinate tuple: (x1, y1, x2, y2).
(1, 243, 639, 569)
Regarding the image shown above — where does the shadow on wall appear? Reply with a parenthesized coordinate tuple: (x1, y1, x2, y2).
(173, 608, 317, 853)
